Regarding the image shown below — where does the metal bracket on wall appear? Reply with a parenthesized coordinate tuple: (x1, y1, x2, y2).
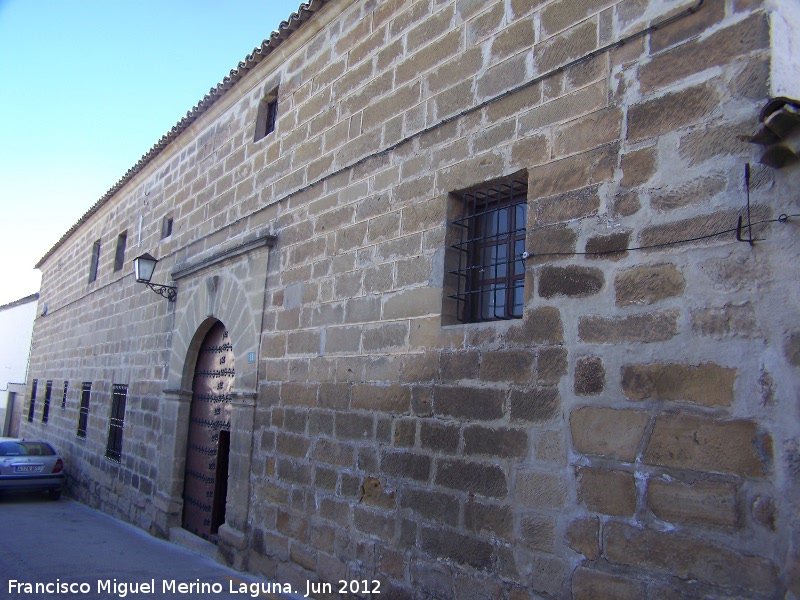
(736, 163, 764, 246)
(145, 282, 177, 302)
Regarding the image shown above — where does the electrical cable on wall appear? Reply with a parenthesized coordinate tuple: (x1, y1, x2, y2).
(520, 162, 796, 262)
(519, 214, 798, 264)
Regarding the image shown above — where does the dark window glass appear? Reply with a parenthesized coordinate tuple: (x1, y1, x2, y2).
(254, 88, 279, 142)
(88, 239, 101, 283)
(27, 379, 37, 422)
(162, 216, 173, 239)
(105, 384, 127, 462)
(77, 382, 91, 438)
(42, 380, 52, 423)
(449, 179, 528, 323)
(114, 231, 127, 272)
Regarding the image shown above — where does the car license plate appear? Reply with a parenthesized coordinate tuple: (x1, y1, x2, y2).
(15, 465, 43, 473)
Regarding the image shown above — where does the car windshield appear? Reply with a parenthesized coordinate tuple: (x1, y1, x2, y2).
(0, 441, 55, 457)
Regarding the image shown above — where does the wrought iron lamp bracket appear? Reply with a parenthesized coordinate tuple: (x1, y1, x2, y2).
(145, 282, 177, 302)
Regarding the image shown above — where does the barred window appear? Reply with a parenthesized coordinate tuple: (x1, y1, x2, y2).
(447, 178, 528, 323)
(42, 380, 52, 423)
(62, 381, 69, 409)
(27, 379, 37, 423)
(77, 382, 91, 438)
(105, 384, 127, 462)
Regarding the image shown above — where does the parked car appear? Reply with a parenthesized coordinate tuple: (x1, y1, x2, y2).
(0, 438, 65, 500)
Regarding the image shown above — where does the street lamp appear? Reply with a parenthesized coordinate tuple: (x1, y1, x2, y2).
(133, 253, 177, 301)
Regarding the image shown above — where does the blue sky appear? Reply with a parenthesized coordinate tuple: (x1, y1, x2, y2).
(0, 0, 303, 305)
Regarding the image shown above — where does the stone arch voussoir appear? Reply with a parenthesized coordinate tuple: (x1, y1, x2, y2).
(167, 273, 259, 393)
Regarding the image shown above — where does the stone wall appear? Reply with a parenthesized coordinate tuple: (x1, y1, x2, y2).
(21, 0, 800, 597)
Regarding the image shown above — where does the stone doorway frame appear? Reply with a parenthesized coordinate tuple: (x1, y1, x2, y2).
(151, 234, 274, 568)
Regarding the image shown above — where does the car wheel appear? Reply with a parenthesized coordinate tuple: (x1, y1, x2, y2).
(49, 489, 62, 501)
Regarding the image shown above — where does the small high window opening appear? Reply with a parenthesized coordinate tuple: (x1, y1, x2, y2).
(162, 216, 173, 239)
(446, 177, 528, 323)
(27, 379, 37, 423)
(105, 384, 127, 462)
(88, 239, 101, 283)
(42, 380, 52, 423)
(114, 231, 127, 272)
(62, 381, 69, 409)
(77, 382, 91, 439)
(254, 87, 279, 142)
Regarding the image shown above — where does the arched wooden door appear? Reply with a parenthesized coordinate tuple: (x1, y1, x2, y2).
(182, 321, 233, 542)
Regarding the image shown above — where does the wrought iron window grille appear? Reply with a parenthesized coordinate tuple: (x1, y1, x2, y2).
(449, 179, 528, 323)
(27, 379, 37, 423)
(105, 384, 127, 462)
(77, 382, 91, 439)
(42, 380, 52, 424)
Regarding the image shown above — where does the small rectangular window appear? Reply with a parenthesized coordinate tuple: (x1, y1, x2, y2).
(27, 379, 37, 423)
(114, 231, 127, 272)
(42, 380, 52, 423)
(162, 216, 173, 239)
(254, 87, 279, 142)
(88, 239, 101, 283)
(62, 381, 69, 409)
(77, 382, 91, 438)
(105, 384, 127, 462)
(447, 178, 528, 323)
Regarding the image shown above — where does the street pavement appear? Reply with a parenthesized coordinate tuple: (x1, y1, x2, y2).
(0, 493, 305, 600)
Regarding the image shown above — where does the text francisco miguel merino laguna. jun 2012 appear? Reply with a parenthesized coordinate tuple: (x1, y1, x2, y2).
(7, 577, 384, 597)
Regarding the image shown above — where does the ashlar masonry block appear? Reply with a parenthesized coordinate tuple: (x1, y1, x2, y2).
(627, 82, 720, 143)
(565, 517, 600, 560)
(516, 469, 568, 509)
(620, 146, 657, 188)
(647, 478, 739, 529)
(690, 302, 759, 339)
(603, 522, 778, 592)
(538, 265, 604, 298)
(541, 0, 616, 39)
(643, 414, 770, 477)
(435, 459, 508, 498)
(621, 362, 736, 407)
(640, 12, 770, 93)
(509, 387, 561, 424)
(434, 386, 504, 421)
(420, 526, 494, 570)
(578, 309, 680, 343)
(576, 466, 637, 517)
(570, 406, 649, 462)
(479, 349, 535, 383)
(572, 566, 643, 600)
(528, 142, 616, 199)
(574, 355, 605, 395)
(614, 263, 685, 306)
(462, 425, 529, 459)
(535, 19, 599, 74)
(506, 306, 564, 345)
(554, 107, 623, 157)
